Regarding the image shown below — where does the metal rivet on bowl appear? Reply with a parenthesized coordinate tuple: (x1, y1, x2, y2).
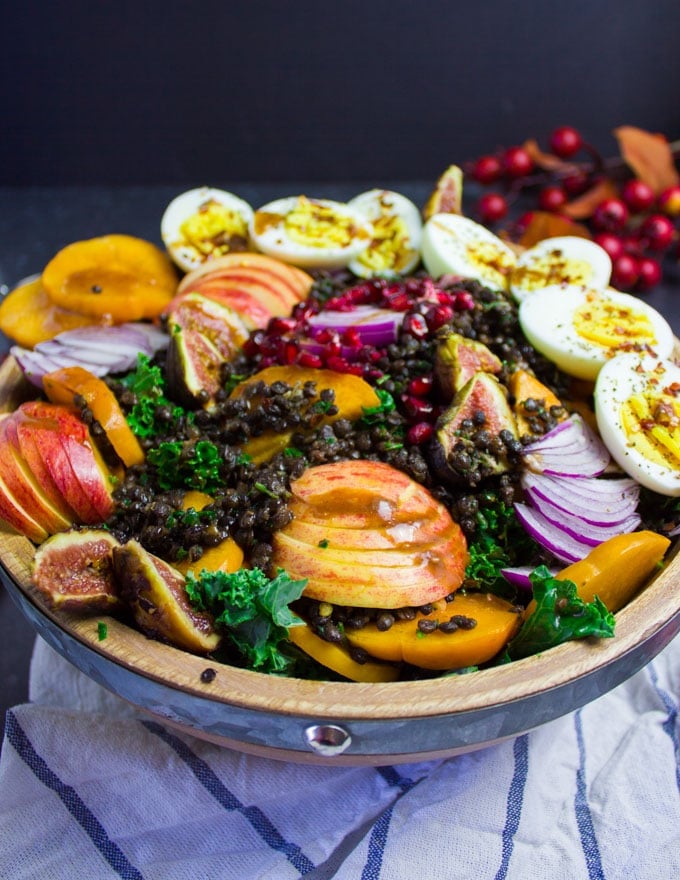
(304, 724, 352, 756)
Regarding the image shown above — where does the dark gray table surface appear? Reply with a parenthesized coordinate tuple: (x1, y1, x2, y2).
(1, 184, 679, 749)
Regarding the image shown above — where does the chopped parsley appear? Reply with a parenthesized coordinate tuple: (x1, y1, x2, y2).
(465, 499, 535, 596)
(97, 622, 108, 641)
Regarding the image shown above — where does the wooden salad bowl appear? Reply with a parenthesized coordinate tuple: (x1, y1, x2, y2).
(0, 355, 678, 765)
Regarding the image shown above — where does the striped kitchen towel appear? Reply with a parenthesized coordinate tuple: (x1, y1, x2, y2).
(0, 635, 678, 880)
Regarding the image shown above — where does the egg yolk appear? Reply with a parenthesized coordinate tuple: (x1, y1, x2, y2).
(353, 213, 415, 273)
(254, 196, 368, 250)
(466, 241, 515, 289)
(620, 372, 680, 469)
(573, 294, 656, 350)
(177, 199, 249, 258)
(511, 249, 593, 291)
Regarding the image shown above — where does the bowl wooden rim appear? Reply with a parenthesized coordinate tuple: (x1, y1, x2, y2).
(1, 355, 679, 725)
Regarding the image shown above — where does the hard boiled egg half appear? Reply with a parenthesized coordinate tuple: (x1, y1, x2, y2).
(510, 235, 612, 301)
(595, 353, 680, 495)
(421, 214, 517, 290)
(519, 285, 675, 381)
(346, 189, 423, 277)
(248, 195, 373, 269)
(161, 187, 254, 273)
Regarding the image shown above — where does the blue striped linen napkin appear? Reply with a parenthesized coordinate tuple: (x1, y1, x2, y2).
(0, 635, 678, 880)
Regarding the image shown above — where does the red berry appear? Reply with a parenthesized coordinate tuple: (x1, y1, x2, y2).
(611, 254, 640, 290)
(636, 256, 663, 291)
(593, 232, 625, 262)
(592, 198, 629, 232)
(426, 303, 454, 331)
(562, 172, 590, 197)
(407, 374, 434, 397)
(639, 214, 675, 251)
(471, 155, 503, 184)
(538, 185, 567, 212)
(502, 146, 534, 179)
(621, 179, 656, 213)
(476, 192, 509, 224)
(657, 185, 680, 217)
(548, 125, 583, 158)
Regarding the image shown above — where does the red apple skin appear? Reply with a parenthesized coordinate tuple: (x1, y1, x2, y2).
(11, 413, 81, 521)
(58, 433, 115, 520)
(188, 274, 296, 317)
(0, 464, 50, 542)
(177, 254, 312, 303)
(272, 460, 469, 608)
(0, 416, 73, 534)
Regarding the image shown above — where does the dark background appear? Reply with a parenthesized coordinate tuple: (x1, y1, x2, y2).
(2, 1, 679, 187)
(1, 1, 679, 742)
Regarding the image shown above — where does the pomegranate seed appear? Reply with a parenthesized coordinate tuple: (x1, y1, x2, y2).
(282, 341, 299, 364)
(636, 257, 663, 291)
(426, 304, 454, 331)
(593, 232, 625, 261)
(402, 313, 429, 338)
(621, 179, 656, 213)
(453, 291, 475, 311)
(477, 193, 508, 224)
(325, 355, 351, 373)
(471, 155, 503, 184)
(384, 292, 412, 311)
(502, 146, 534, 179)
(658, 185, 680, 217)
(548, 125, 583, 158)
(407, 375, 434, 397)
(639, 214, 675, 251)
(402, 395, 434, 422)
(611, 254, 640, 290)
(268, 316, 298, 335)
(407, 422, 434, 445)
(324, 338, 343, 357)
(538, 185, 567, 212)
(297, 351, 323, 368)
(342, 327, 363, 348)
(592, 198, 629, 232)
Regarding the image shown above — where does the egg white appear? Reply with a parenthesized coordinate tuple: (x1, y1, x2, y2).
(518, 285, 675, 381)
(346, 189, 422, 277)
(420, 214, 517, 290)
(510, 235, 612, 302)
(161, 187, 254, 273)
(248, 196, 373, 269)
(595, 353, 680, 495)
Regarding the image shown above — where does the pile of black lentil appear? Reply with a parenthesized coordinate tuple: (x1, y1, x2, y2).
(102, 273, 571, 575)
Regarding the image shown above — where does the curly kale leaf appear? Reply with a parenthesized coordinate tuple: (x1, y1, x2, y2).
(122, 354, 186, 439)
(185, 568, 307, 674)
(146, 439, 223, 493)
(506, 565, 615, 660)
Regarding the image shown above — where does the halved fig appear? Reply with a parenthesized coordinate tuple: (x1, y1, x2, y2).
(112, 539, 221, 653)
(434, 332, 502, 399)
(31, 529, 121, 612)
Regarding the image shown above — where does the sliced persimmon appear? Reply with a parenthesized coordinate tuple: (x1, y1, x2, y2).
(43, 365, 145, 467)
(0, 277, 105, 348)
(41, 234, 179, 322)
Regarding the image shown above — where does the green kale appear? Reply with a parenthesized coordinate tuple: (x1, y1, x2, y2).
(506, 565, 615, 660)
(122, 354, 186, 439)
(147, 439, 223, 493)
(465, 499, 535, 596)
(359, 388, 397, 425)
(185, 567, 307, 674)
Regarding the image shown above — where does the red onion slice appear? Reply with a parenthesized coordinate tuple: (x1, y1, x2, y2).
(307, 305, 404, 346)
(522, 484, 640, 545)
(521, 471, 640, 525)
(513, 503, 595, 564)
(501, 566, 558, 590)
(522, 414, 610, 477)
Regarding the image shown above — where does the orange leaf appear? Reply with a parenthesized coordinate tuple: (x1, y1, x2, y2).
(561, 178, 619, 219)
(613, 126, 679, 194)
(522, 139, 581, 176)
(516, 211, 592, 248)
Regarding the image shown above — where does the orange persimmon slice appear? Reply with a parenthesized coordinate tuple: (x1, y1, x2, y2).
(0, 277, 106, 348)
(41, 234, 179, 322)
(43, 365, 144, 467)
